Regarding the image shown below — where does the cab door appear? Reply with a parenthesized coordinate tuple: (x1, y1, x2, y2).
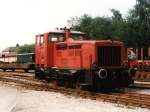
(35, 35, 45, 67)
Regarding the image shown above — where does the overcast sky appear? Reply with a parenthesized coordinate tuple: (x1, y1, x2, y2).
(0, 0, 136, 51)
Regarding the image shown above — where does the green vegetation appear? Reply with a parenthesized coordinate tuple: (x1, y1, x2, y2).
(68, 0, 150, 48)
(16, 44, 34, 54)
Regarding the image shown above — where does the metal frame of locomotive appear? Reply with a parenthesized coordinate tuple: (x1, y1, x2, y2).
(0, 53, 35, 72)
(35, 28, 136, 91)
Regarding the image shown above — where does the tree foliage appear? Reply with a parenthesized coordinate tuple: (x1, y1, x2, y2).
(16, 44, 34, 54)
(125, 0, 150, 47)
(68, 10, 126, 41)
(68, 0, 150, 48)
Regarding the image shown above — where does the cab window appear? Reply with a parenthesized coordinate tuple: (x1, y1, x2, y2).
(40, 35, 44, 44)
(36, 36, 40, 45)
(70, 34, 84, 40)
(37, 35, 44, 46)
(48, 33, 64, 42)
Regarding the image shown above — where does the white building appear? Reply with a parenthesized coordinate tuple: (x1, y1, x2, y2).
(0, 47, 17, 63)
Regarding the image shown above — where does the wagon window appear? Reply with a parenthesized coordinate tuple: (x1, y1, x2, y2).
(48, 33, 64, 42)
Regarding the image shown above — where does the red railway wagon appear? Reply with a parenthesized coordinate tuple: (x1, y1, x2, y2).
(127, 48, 150, 71)
(35, 28, 135, 91)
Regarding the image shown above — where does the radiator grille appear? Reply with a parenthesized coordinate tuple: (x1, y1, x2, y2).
(97, 46, 121, 66)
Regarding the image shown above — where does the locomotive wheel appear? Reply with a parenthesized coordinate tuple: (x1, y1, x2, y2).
(35, 74, 38, 79)
(35, 72, 42, 79)
(68, 81, 74, 88)
(12, 69, 15, 72)
(3, 69, 6, 72)
(96, 79, 102, 92)
(75, 83, 90, 90)
(64, 81, 69, 88)
(35, 73, 39, 79)
(24, 69, 29, 73)
(45, 77, 51, 83)
(76, 84, 82, 92)
(93, 73, 103, 92)
(35, 73, 45, 80)
(51, 80, 58, 89)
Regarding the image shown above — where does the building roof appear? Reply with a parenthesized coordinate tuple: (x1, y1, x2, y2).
(0, 52, 16, 58)
(2, 47, 17, 52)
(0, 47, 17, 58)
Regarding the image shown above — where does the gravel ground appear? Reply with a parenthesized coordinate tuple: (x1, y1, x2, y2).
(0, 83, 149, 112)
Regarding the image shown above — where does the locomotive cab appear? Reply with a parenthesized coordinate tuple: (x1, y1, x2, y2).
(35, 28, 135, 91)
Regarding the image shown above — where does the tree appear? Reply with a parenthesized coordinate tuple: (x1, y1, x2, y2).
(68, 11, 124, 40)
(16, 43, 20, 47)
(126, 0, 150, 47)
(89, 17, 113, 39)
(16, 44, 35, 54)
(110, 9, 125, 40)
(111, 9, 123, 21)
(68, 1, 150, 48)
(67, 16, 80, 28)
(136, 0, 150, 47)
(68, 14, 114, 39)
(73, 14, 93, 39)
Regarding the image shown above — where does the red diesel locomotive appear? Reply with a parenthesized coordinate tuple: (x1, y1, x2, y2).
(35, 28, 136, 91)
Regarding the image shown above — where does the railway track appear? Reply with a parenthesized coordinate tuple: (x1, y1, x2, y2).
(0, 71, 34, 78)
(0, 72, 150, 109)
(129, 81, 150, 89)
(134, 71, 150, 81)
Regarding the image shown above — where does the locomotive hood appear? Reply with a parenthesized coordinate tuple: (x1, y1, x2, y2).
(64, 38, 124, 47)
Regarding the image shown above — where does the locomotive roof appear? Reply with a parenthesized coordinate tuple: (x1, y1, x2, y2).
(37, 30, 123, 45)
(40, 30, 85, 35)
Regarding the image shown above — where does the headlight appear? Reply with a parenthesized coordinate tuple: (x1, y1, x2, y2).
(97, 69, 107, 79)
